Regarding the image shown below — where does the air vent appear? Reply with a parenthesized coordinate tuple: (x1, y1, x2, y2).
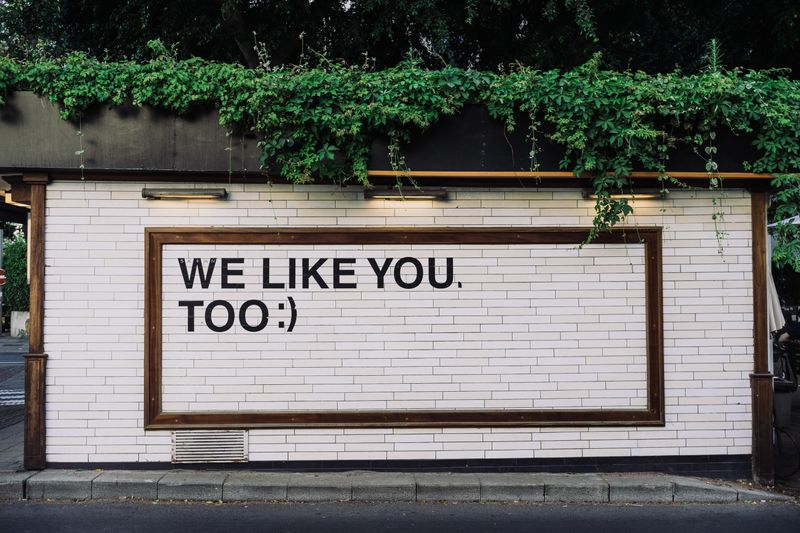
(172, 430, 249, 464)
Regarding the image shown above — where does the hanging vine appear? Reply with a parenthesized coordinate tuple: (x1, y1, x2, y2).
(0, 42, 798, 269)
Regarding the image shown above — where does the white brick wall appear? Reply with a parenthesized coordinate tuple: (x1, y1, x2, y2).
(160, 242, 647, 412)
(43, 182, 754, 462)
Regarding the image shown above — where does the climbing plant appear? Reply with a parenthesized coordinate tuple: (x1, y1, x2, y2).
(0, 41, 799, 269)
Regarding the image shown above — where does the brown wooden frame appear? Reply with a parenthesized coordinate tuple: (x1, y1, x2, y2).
(365, 170, 774, 180)
(145, 227, 664, 429)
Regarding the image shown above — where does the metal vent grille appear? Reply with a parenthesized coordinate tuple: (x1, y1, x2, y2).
(172, 430, 249, 464)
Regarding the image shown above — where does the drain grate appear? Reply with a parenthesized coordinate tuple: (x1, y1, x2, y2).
(172, 429, 249, 464)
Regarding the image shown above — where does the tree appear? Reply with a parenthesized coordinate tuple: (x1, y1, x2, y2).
(2, 1, 799, 75)
(2, 232, 28, 312)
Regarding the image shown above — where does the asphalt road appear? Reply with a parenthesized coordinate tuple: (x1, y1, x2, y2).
(1, 502, 798, 533)
(0, 336, 26, 431)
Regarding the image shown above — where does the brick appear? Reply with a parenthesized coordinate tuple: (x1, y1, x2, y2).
(477, 473, 545, 502)
(672, 478, 738, 503)
(415, 473, 480, 501)
(605, 475, 674, 503)
(157, 471, 227, 501)
(544, 474, 609, 503)
(0, 472, 37, 500)
(26, 470, 101, 500)
(223, 472, 290, 501)
(350, 472, 415, 501)
(287, 473, 352, 501)
(92, 471, 164, 499)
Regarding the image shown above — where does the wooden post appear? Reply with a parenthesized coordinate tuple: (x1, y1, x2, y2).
(750, 189, 774, 485)
(23, 173, 48, 470)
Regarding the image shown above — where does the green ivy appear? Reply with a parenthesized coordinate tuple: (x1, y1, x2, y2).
(0, 49, 798, 269)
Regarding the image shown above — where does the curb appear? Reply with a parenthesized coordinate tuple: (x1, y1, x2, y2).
(0, 470, 793, 504)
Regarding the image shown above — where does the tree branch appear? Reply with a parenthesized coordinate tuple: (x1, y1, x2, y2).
(220, 0, 259, 68)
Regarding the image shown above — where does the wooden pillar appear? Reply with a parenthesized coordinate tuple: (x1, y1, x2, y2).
(24, 173, 48, 470)
(750, 189, 774, 485)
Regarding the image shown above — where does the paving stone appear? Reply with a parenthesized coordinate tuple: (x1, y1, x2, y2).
(92, 471, 165, 500)
(605, 475, 674, 504)
(287, 473, 352, 502)
(157, 471, 227, 501)
(223, 472, 290, 501)
(0, 471, 36, 500)
(26, 470, 101, 500)
(350, 472, 415, 502)
(736, 488, 793, 502)
(477, 473, 545, 502)
(544, 474, 609, 504)
(415, 473, 480, 502)
(672, 478, 738, 503)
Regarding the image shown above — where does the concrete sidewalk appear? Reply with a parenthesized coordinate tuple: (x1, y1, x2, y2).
(0, 469, 793, 504)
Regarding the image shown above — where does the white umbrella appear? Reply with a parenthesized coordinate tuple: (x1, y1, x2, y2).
(768, 215, 800, 228)
(766, 216, 798, 333)
(768, 267, 785, 333)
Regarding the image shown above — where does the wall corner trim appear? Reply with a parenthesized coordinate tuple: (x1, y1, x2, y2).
(749, 190, 774, 485)
(23, 176, 47, 470)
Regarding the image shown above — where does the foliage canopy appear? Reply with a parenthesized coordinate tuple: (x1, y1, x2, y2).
(2, 233, 29, 312)
(2, 1, 800, 75)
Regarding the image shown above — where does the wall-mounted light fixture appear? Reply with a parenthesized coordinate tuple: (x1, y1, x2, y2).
(581, 190, 666, 201)
(141, 188, 228, 200)
(363, 187, 448, 200)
